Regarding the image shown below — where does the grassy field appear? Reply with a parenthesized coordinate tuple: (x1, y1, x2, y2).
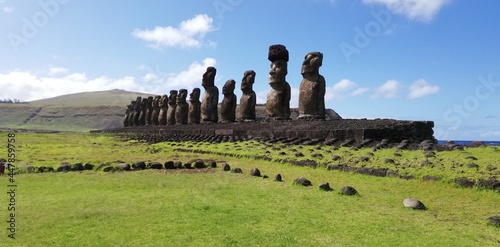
(1, 132, 499, 246)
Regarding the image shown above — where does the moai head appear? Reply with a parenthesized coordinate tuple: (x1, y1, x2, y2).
(202, 67, 217, 88)
(241, 70, 256, 92)
(147, 96, 153, 103)
(268, 44, 289, 84)
(177, 89, 188, 104)
(190, 88, 201, 102)
(222, 79, 236, 96)
(136, 96, 142, 103)
(168, 90, 178, 104)
(301, 52, 323, 75)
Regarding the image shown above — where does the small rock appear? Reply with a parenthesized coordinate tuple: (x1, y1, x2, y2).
(319, 182, 333, 191)
(250, 168, 261, 177)
(164, 161, 176, 169)
(149, 162, 163, 169)
(340, 186, 358, 195)
(262, 175, 269, 179)
(275, 174, 283, 182)
(222, 163, 231, 171)
(487, 216, 500, 227)
(115, 163, 131, 171)
(193, 160, 206, 169)
(208, 161, 217, 168)
(332, 155, 341, 161)
(403, 198, 426, 210)
(132, 161, 146, 170)
(231, 167, 243, 173)
(294, 177, 312, 186)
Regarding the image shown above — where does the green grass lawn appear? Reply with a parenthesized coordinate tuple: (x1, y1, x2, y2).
(1, 132, 499, 246)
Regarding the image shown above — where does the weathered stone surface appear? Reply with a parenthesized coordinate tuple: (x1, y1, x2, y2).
(201, 67, 219, 122)
(71, 162, 84, 171)
(132, 161, 146, 170)
(133, 97, 142, 126)
(164, 161, 176, 169)
(152, 95, 161, 126)
(266, 44, 291, 120)
(239, 70, 257, 121)
(149, 162, 163, 169)
(250, 168, 261, 177)
(175, 89, 189, 124)
(139, 97, 148, 126)
(193, 160, 206, 169)
(275, 173, 283, 182)
(340, 186, 358, 195)
(221, 79, 237, 122)
(298, 52, 326, 119)
(146, 96, 153, 125)
(57, 163, 71, 172)
(167, 90, 178, 125)
(124, 101, 133, 127)
(83, 163, 95, 170)
(231, 167, 243, 173)
(158, 95, 168, 125)
(487, 216, 500, 227)
(319, 182, 332, 191)
(115, 163, 131, 171)
(403, 198, 426, 210)
(294, 177, 312, 186)
(222, 163, 231, 171)
(188, 88, 201, 124)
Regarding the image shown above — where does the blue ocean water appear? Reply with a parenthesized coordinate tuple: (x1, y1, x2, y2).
(437, 140, 500, 146)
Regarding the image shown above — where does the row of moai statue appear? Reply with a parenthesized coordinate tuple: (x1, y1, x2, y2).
(124, 44, 327, 127)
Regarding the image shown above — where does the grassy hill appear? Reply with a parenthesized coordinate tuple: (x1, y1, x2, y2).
(0, 89, 153, 132)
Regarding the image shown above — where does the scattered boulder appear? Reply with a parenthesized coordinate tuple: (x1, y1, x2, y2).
(295, 152, 304, 157)
(208, 160, 217, 168)
(222, 163, 231, 171)
(466, 163, 479, 169)
(132, 161, 146, 170)
(294, 177, 312, 186)
(174, 161, 183, 169)
(385, 158, 395, 164)
(57, 163, 71, 172)
(250, 168, 261, 177)
(455, 177, 475, 188)
(193, 160, 207, 169)
(340, 186, 358, 195)
(262, 175, 269, 179)
(164, 161, 176, 169)
(184, 162, 192, 169)
(103, 166, 115, 172)
(403, 198, 426, 210)
(149, 162, 163, 169)
(96, 163, 110, 171)
(275, 173, 283, 182)
(71, 163, 84, 171)
(332, 155, 341, 161)
(231, 167, 243, 173)
(115, 163, 131, 171)
(487, 216, 500, 227)
(83, 163, 95, 170)
(470, 141, 485, 148)
(319, 182, 333, 191)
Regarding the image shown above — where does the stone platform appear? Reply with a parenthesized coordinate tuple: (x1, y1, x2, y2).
(98, 118, 435, 145)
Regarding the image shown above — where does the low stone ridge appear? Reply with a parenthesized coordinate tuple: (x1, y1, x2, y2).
(403, 198, 426, 210)
(340, 186, 358, 195)
(294, 177, 312, 186)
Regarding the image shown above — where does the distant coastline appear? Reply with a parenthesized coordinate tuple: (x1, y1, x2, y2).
(437, 140, 500, 146)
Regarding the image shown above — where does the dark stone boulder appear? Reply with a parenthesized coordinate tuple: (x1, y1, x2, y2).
(385, 158, 395, 164)
(403, 198, 426, 210)
(222, 163, 231, 171)
(175, 161, 183, 169)
(262, 175, 269, 179)
(132, 161, 146, 170)
(487, 216, 500, 227)
(71, 163, 84, 171)
(96, 163, 109, 171)
(294, 177, 312, 186)
(57, 163, 71, 172)
(250, 168, 261, 177)
(83, 163, 95, 170)
(103, 166, 116, 172)
(340, 186, 358, 195)
(470, 141, 485, 148)
(164, 161, 176, 169)
(319, 182, 333, 191)
(455, 177, 475, 188)
(332, 155, 341, 161)
(115, 163, 131, 171)
(193, 160, 207, 169)
(208, 160, 217, 168)
(149, 162, 163, 169)
(184, 162, 192, 169)
(231, 167, 243, 173)
(275, 173, 283, 182)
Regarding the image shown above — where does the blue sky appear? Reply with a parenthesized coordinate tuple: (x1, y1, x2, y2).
(1, 0, 499, 141)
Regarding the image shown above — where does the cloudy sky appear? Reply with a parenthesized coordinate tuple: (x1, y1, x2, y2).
(1, 0, 499, 141)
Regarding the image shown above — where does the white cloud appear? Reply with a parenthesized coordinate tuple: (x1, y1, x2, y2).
(325, 79, 369, 100)
(2, 6, 14, 13)
(362, 0, 450, 22)
(48, 67, 69, 76)
(408, 79, 439, 99)
(371, 80, 400, 99)
(164, 58, 216, 90)
(132, 14, 215, 49)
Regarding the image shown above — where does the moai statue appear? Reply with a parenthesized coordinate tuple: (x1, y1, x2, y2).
(266, 44, 291, 120)
(220, 79, 237, 122)
(158, 95, 168, 125)
(239, 70, 256, 121)
(166, 90, 178, 125)
(201, 67, 219, 123)
(145, 96, 154, 125)
(124, 102, 132, 127)
(152, 95, 161, 126)
(188, 88, 201, 124)
(128, 100, 136, 127)
(175, 89, 189, 124)
(133, 96, 142, 126)
(139, 98, 148, 126)
(298, 52, 326, 119)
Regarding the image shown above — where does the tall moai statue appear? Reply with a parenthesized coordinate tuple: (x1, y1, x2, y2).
(128, 100, 136, 126)
(266, 44, 291, 120)
(298, 52, 326, 119)
(166, 90, 178, 125)
(152, 95, 161, 126)
(145, 96, 154, 125)
(220, 79, 237, 122)
(175, 89, 189, 124)
(201, 67, 219, 123)
(239, 70, 256, 121)
(133, 96, 142, 126)
(124, 101, 133, 127)
(139, 98, 148, 126)
(158, 94, 168, 125)
(188, 88, 201, 124)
